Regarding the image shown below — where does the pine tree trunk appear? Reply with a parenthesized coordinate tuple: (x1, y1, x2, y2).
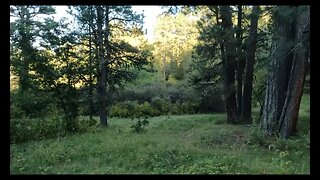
(242, 6, 260, 123)
(236, 5, 244, 117)
(18, 6, 32, 94)
(87, 6, 94, 120)
(88, 22, 94, 120)
(260, 6, 309, 138)
(261, 6, 296, 136)
(103, 5, 111, 126)
(279, 8, 309, 139)
(96, 6, 107, 127)
(220, 6, 238, 124)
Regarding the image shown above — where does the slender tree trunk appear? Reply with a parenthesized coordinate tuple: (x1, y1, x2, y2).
(96, 6, 107, 127)
(278, 8, 310, 139)
(214, 6, 226, 64)
(220, 6, 238, 124)
(56, 87, 74, 132)
(162, 56, 166, 81)
(236, 5, 244, 117)
(103, 5, 111, 125)
(242, 6, 260, 123)
(88, 13, 94, 120)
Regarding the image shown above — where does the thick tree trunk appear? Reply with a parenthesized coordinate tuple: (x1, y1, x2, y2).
(18, 6, 32, 94)
(242, 6, 260, 123)
(261, 7, 295, 136)
(236, 5, 245, 117)
(260, 6, 309, 138)
(220, 6, 238, 124)
(279, 8, 310, 139)
(96, 6, 107, 127)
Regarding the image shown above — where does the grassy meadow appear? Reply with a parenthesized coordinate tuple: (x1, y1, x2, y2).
(10, 94, 310, 174)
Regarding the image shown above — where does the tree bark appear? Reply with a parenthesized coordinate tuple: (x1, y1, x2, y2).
(96, 6, 107, 126)
(18, 6, 33, 94)
(103, 5, 111, 125)
(88, 8, 94, 120)
(261, 7, 295, 136)
(279, 8, 310, 139)
(236, 5, 245, 117)
(220, 6, 238, 124)
(242, 6, 260, 123)
(260, 6, 309, 138)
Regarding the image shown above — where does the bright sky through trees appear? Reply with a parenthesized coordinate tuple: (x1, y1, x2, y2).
(10, 5, 164, 42)
(25, 5, 165, 42)
(131, 6, 165, 42)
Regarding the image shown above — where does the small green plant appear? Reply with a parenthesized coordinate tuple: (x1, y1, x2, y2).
(175, 158, 230, 174)
(271, 150, 292, 173)
(246, 126, 271, 147)
(131, 116, 149, 133)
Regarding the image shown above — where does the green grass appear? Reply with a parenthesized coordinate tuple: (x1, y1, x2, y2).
(10, 95, 310, 174)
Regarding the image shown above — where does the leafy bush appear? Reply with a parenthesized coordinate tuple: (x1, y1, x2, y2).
(10, 116, 98, 144)
(197, 92, 225, 113)
(170, 103, 182, 115)
(109, 98, 201, 117)
(109, 101, 140, 118)
(10, 90, 55, 118)
(245, 126, 273, 148)
(115, 83, 165, 103)
(114, 81, 198, 104)
(180, 102, 198, 114)
(10, 103, 26, 119)
(150, 96, 171, 114)
(77, 118, 98, 133)
(109, 101, 162, 118)
(112, 80, 225, 115)
(10, 116, 67, 144)
(139, 102, 161, 117)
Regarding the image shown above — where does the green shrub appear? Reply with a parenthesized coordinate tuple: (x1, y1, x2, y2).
(114, 81, 199, 105)
(109, 101, 139, 118)
(139, 102, 160, 117)
(10, 103, 26, 119)
(109, 101, 162, 118)
(245, 126, 273, 148)
(180, 102, 198, 114)
(77, 118, 98, 133)
(10, 90, 55, 118)
(150, 97, 171, 114)
(109, 99, 203, 117)
(10, 114, 103, 144)
(10, 116, 67, 144)
(170, 103, 182, 115)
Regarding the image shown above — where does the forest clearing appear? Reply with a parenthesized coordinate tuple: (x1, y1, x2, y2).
(10, 5, 310, 174)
